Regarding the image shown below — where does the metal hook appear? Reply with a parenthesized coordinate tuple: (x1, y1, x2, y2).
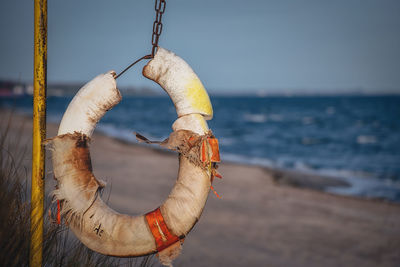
(115, 54, 152, 79)
(115, 0, 166, 79)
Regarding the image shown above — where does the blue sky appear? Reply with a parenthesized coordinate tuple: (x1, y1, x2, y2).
(1, 0, 399, 94)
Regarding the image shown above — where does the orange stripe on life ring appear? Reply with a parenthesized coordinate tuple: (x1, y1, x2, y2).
(207, 138, 220, 162)
(201, 140, 207, 163)
(145, 208, 180, 252)
(201, 137, 220, 164)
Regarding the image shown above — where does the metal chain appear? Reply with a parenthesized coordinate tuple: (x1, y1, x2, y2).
(151, 0, 166, 57)
(116, 0, 166, 79)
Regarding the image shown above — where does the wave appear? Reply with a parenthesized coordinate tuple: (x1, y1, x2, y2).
(356, 135, 377, 144)
(243, 113, 267, 123)
(242, 113, 284, 123)
(325, 172, 400, 201)
(96, 124, 138, 143)
(222, 152, 400, 202)
(222, 153, 275, 167)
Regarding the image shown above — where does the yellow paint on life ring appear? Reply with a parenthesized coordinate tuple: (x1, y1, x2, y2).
(185, 77, 213, 119)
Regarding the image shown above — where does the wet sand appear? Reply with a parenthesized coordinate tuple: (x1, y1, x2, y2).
(2, 111, 400, 267)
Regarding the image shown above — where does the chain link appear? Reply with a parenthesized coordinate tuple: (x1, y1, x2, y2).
(151, 0, 166, 57)
(116, 0, 166, 79)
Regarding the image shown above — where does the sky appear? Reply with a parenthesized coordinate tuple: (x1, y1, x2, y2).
(1, 0, 400, 94)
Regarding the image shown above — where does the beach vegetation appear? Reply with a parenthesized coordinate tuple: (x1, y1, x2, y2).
(0, 112, 157, 266)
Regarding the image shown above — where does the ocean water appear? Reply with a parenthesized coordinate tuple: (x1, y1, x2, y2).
(1, 95, 400, 202)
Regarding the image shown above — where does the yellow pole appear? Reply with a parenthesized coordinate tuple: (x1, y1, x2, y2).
(30, 0, 47, 266)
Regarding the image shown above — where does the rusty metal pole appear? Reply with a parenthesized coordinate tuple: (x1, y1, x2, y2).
(30, 0, 47, 266)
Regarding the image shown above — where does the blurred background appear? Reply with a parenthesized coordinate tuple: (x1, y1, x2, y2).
(1, 0, 399, 201)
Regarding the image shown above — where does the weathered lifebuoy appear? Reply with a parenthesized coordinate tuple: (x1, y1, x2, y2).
(48, 48, 220, 266)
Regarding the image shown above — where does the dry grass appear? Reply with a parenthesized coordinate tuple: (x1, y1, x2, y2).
(0, 111, 158, 267)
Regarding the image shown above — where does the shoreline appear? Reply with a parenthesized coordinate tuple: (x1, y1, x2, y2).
(7, 107, 355, 195)
(2, 107, 399, 206)
(4, 107, 399, 203)
(82, 124, 400, 204)
(106, 131, 396, 205)
(1, 109, 400, 266)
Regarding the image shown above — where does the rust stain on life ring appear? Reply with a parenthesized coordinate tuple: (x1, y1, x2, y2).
(52, 133, 104, 200)
(71, 134, 93, 173)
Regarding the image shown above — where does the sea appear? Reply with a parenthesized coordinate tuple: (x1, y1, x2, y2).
(1, 95, 400, 202)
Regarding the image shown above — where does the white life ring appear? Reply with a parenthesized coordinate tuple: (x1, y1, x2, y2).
(48, 47, 220, 266)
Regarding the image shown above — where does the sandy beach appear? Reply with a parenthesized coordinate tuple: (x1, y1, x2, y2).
(2, 110, 400, 267)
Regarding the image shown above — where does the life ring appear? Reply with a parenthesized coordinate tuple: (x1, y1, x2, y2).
(48, 47, 220, 266)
